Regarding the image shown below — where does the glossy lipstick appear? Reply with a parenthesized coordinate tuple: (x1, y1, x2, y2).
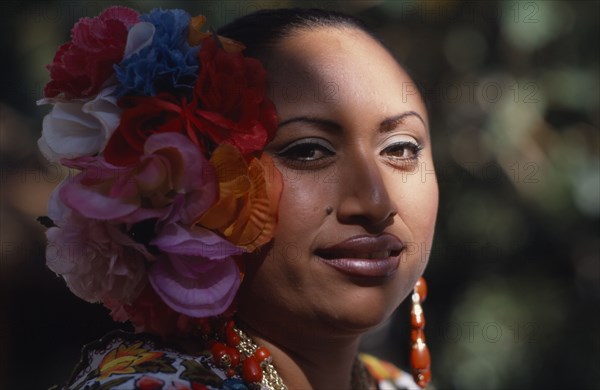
(315, 234, 404, 277)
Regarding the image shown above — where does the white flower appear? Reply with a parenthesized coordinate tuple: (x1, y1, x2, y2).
(124, 21, 155, 57)
(37, 86, 120, 162)
(36, 22, 155, 163)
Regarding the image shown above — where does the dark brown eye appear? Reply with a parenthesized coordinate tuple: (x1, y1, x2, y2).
(276, 139, 335, 168)
(382, 141, 423, 160)
(283, 144, 332, 161)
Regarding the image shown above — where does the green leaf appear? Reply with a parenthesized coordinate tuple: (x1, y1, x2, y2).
(179, 359, 224, 386)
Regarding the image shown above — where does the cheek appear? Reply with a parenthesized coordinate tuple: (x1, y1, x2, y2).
(252, 175, 323, 279)
(410, 181, 439, 239)
(386, 170, 439, 263)
(387, 165, 438, 228)
(259, 173, 336, 282)
(275, 175, 329, 239)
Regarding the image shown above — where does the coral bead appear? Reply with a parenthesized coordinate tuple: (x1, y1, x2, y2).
(255, 346, 271, 362)
(415, 277, 427, 302)
(226, 320, 235, 332)
(211, 342, 226, 357)
(411, 329, 425, 343)
(410, 343, 431, 370)
(226, 328, 241, 346)
(414, 277, 427, 302)
(225, 368, 236, 378)
(225, 320, 241, 346)
(242, 356, 263, 383)
(411, 309, 425, 329)
(415, 367, 432, 388)
(227, 346, 241, 366)
(211, 342, 231, 367)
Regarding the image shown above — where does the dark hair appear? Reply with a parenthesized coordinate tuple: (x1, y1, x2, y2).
(217, 8, 390, 63)
(216, 7, 426, 109)
(217, 8, 427, 103)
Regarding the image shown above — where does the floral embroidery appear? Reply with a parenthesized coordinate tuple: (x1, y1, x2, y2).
(98, 342, 169, 379)
(63, 332, 418, 390)
(360, 353, 421, 390)
(179, 359, 224, 387)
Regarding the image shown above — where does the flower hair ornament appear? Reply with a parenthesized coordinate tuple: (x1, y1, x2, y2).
(38, 6, 283, 338)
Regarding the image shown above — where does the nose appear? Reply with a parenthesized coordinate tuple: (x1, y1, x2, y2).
(336, 149, 397, 230)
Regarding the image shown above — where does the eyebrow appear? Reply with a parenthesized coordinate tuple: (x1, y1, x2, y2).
(278, 116, 342, 132)
(378, 111, 427, 133)
(277, 111, 427, 133)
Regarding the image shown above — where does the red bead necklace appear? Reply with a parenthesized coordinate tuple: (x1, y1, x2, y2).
(202, 318, 287, 389)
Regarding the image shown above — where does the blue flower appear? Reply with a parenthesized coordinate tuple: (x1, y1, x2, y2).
(115, 8, 200, 96)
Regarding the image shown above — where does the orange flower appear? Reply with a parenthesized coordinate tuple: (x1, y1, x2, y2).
(196, 144, 282, 251)
(188, 14, 245, 53)
(98, 342, 164, 379)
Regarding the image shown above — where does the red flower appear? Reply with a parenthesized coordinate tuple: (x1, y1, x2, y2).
(44, 6, 139, 99)
(104, 37, 278, 166)
(105, 286, 195, 338)
(104, 94, 201, 166)
(193, 38, 278, 154)
(104, 284, 237, 339)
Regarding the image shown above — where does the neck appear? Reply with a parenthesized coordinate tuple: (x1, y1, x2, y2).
(239, 319, 362, 390)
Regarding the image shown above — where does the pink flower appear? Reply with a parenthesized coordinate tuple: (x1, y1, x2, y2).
(45, 185, 148, 303)
(54, 131, 243, 318)
(60, 132, 216, 225)
(104, 223, 245, 328)
(44, 6, 139, 99)
(148, 224, 244, 318)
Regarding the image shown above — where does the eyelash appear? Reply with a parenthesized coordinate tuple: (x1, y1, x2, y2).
(275, 139, 424, 169)
(275, 140, 335, 169)
(381, 141, 423, 163)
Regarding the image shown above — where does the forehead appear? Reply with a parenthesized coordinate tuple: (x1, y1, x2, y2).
(265, 26, 427, 124)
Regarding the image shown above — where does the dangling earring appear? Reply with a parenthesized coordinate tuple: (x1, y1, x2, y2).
(410, 277, 431, 388)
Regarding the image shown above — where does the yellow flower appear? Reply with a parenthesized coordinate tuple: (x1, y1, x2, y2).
(98, 342, 164, 379)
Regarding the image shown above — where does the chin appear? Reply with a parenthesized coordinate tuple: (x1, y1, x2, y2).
(318, 286, 405, 336)
(328, 314, 389, 335)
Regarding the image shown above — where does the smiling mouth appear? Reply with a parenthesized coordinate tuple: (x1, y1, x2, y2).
(314, 248, 403, 278)
(317, 249, 402, 260)
(314, 234, 405, 277)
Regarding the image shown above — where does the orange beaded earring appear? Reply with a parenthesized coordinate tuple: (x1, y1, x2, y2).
(410, 277, 431, 388)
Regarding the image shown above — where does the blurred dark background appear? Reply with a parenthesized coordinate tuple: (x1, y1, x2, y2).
(1, 1, 598, 389)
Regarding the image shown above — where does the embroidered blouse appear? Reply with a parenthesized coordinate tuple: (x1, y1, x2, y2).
(63, 331, 420, 390)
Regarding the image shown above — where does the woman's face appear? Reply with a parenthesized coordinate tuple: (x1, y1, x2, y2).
(238, 26, 438, 338)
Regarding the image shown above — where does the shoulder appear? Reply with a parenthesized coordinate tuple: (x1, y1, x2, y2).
(65, 330, 245, 390)
(359, 353, 421, 390)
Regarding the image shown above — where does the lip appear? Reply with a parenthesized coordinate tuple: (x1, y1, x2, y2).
(314, 234, 404, 277)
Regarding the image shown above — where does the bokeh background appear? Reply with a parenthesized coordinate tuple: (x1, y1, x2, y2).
(1, 0, 598, 389)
